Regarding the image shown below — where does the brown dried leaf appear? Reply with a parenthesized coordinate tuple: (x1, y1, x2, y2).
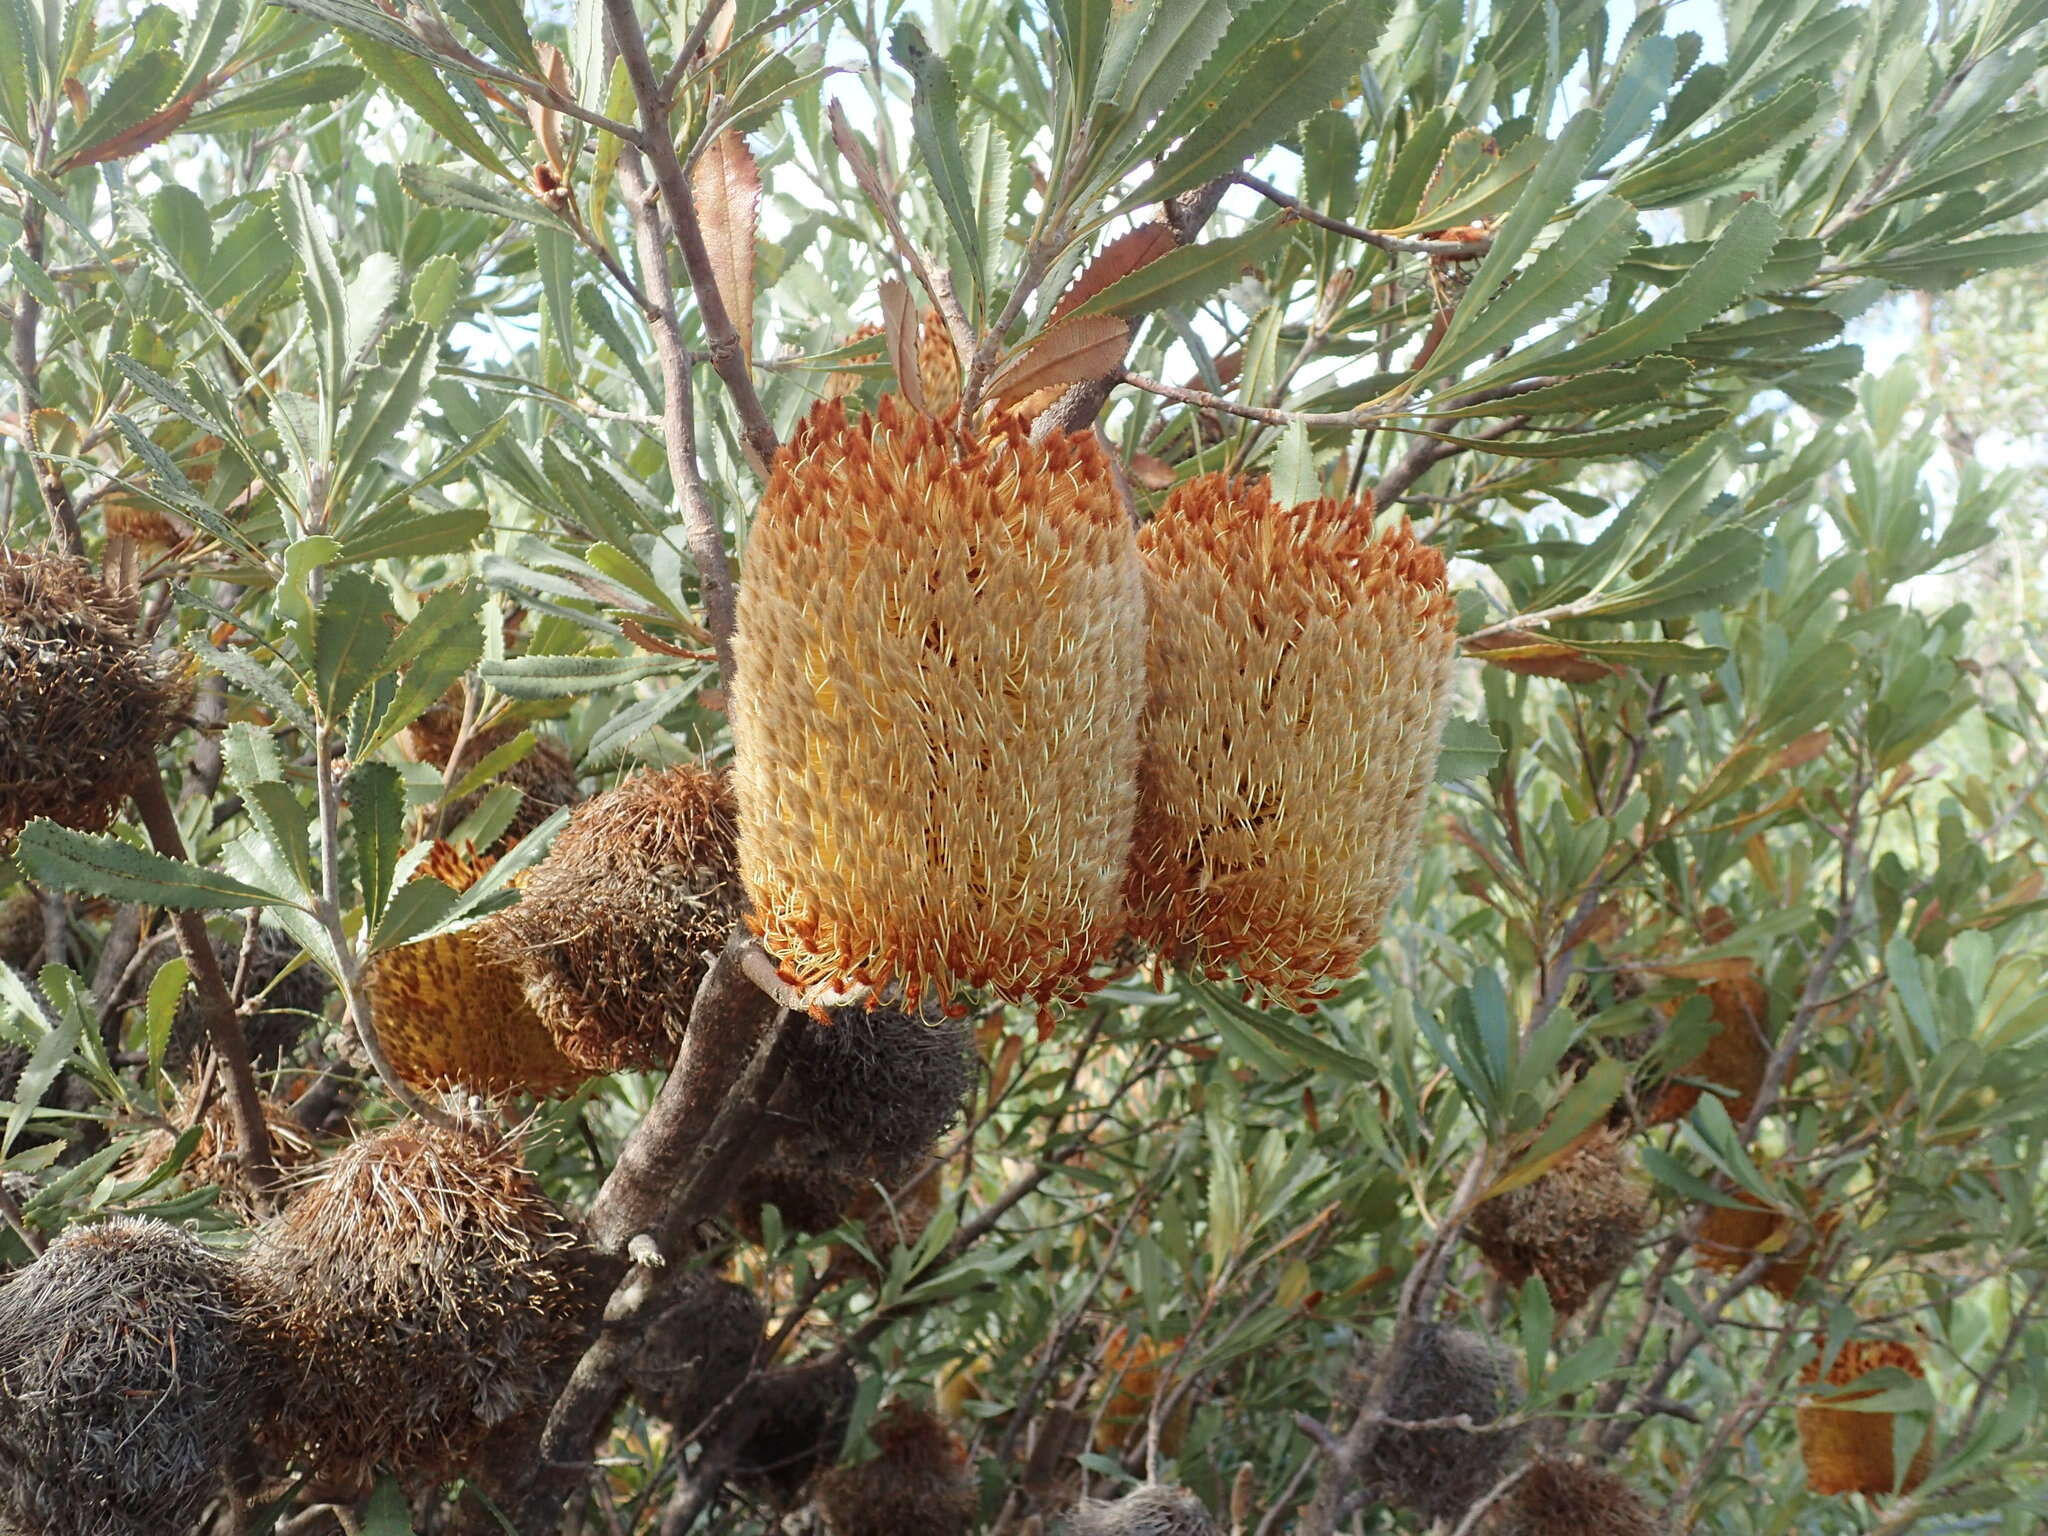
(987, 314, 1130, 411)
(1769, 728, 1832, 774)
(528, 44, 568, 174)
(878, 277, 926, 415)
(1466, 629, 1620, 683)
(1127, 452, 1176, 491)
(1049, 223, 1177, 323)
(691, 130, 761, 372)
(828, 100, 892, 216)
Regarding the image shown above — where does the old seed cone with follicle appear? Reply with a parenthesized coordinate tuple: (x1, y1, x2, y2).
(0, 1216, 271, 1536)
(1467, 1128, 1654, 1316)
(732, 1355, 859, 1505)
(1128, 474, 1459, 1012)
(774, 1005, 977, 1165)
(364, 842, 587, 1097)
(814, 1398, 977, 1536)
(1798, 1338, 1936, 1496)
(119, 1077, 317, 1219)
(730, 396, 1147, 1013)
(165, 922, 332, 1072)
(1485, 1456, 1663, 1536)
(247, 1119, 599, 1489)
(480, 763, 740, 1070)
(0, 550, 188, 844)
(1063, 1484, 1223, 1536)
(1353, 1322, 1527, 1525)
(624, 1272, 765, 1438)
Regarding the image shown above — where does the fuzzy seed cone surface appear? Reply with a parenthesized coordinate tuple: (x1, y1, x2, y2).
(1355, 1322, 1526, 1524)
(1467, 1130, 1653, 1316)
(0, 1216, 272, 1536)
(1063, 1484, 1223, 1536)
(247, 1121, 600, 1488)
(165, 923, 332, 1073)
(481, 764, 740, 1070)
(400, 703, 581, 851)
(364, 843, 587, 1097)
(732, 397, 1147, 1010)
(1128, 475, 1458, 1010)
(1691, 1187, 1835, 1299)
(626, 1273, 765, 1438)
(733, 1356, 858, 1504)
(0, 889, 40, 971)
(815, 1398, 977, 1536)
(119, 1079, 316, 1220)
(777, 1006, 977, 1165)
(918, 309, 963, 414)
(1798, 1339, 1935, 1496)
(1643, 967, 1771, 1125)
(0, 551, 188, 844)
(731, 1138, 868, 1243)
(1485, 1456, 1663, 1536)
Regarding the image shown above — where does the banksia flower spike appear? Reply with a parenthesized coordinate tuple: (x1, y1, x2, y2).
(1467, 1128, 1653, 1316)
(1642, 963, 1772, 1126)
(1797, 1337, 1935, 1497)
(480, 764, 741, 1071)
(364, 843, 588, 1098)
(0, 551, 188, 844)
(776, 1005, 978, 1165)
(1129, 475, 1458, 1011)
(0, 1216, 272, 1536)
(731, 397, 1147, 1012)
(917, 307, 963, 414)
(247, 1120, 600, 1488)
(815, 1397, 977, 1536)
(1486, 1456, 1663, 1536)
(119, 1078, 316, 1219)
(733, 1355, 859, 1504)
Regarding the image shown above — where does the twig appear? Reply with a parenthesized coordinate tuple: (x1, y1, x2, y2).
(1232, 172, 1494, 257)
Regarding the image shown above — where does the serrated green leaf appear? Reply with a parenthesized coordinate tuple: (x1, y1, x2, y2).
(275, 173, 349, 445)
(1589, 526, 1766, 619)
(478, 652, 684, 698)
(410, 254, 461, 328)
(1401, 409, 1728, 461)
(312, 570, 397, 717)
(3, 992, 81, 1157)
(1487, 1058, 1626, 1198)
(1383, 133, 1550, 236)
(891, 21, 981, 299)
(185, 62, 364, 130)
(1435, 717, 1502, 781)
(398, 162, 555, 224)
(363, 584, 486, 755)
(346, 762, 405, 930)
(335, 321, 439, 507)
(0, 0, 34, 141)
(145, 955, 189, 1078)
(17, 822, 292, 910)
(57, 48, 179, 167)
(245, 781, 314, 895)
(1613, 77, 1830, 208)
(1429, 358, 1694, 418)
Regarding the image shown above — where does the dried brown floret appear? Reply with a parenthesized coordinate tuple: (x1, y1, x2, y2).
(247, 1120, 600, 1489)
(1354, 1323, 1525, 1524)
(1486, 1455, 1662, 1535)
(118, 1078, 317, 1219)
(1063, 1484, 1223, 1536)
(733, 1356, 858, 1504)
(1467, 1130, 1653, 1316)
(165, 922, 332, 1073)
(1797, 1338, 1935, 1497)
(815, 1398, 976, 1536)
(480, 764, 740, 1071)
(730, 1136, 869, 1243)
(400, 703, 580, 851)
(626, 1273, 765, 1438)
(0, 1216, 272, 1536)
(365, 843, 588, 1097)
(731, 397, 1146, 1011)
(1128, 475, 1459, 1011)
(0, 551, 188, 843)
(776, 1006, 977, 1165)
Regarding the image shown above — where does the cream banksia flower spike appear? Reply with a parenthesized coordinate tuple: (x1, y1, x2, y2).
(730, 396, 1147, 1013)
(1128, 474, 1459, 1011)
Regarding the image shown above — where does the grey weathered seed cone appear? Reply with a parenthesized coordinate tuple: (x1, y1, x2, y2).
(1062, 1483, 1222, 1535)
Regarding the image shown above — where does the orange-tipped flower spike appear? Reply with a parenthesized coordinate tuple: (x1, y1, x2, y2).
(1798, 1337, 1936, 1497)
(731, 397, 1147, 1011)
(1128, 475, 1458, 1010)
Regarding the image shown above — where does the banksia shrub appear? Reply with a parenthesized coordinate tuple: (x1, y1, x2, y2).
(1797, 1338, 1935, 1496)
(0, 1216, 270, 1536)
(777, 1006, 977, 1165)
(365, 843, 586, 1097)
(733, 1355, 859, 1504)
(1691, 1187, 1836, 1299)
(1128, 475, 1458, 1010)
(626, 1272, 765, 1437)
(815, 1398, 977, 1536)
(731, 397, 1146, 1011)
(1486, 1455, 1662, 1536)
(481, 764, 740, 1070)
(0, 551, 187, 843)
(1467, 1130, 1653, 1315)
(248, 1120, 599, 1488)
(166, 923, 332, 1072)
(400, 702, 580, 851)
(1355, 1323, 1525, 1524)
(1063, 1484, 1223, 1536)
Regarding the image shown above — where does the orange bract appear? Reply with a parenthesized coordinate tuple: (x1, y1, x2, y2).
(731, 397, 1147, 1010)
(1128, 475, 1458, 1010)
(1798, 1338, 1935, 1496)
(364, 843, 588, 1098)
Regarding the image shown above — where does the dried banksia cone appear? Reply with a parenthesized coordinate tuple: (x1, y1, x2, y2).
(1355, 1323, 1525, 1524)
(1093, 1332, 1190, 1458)
(1129, 475, 1458, 1010)
(481, 764, 740, 1070)
(625, 1273, 765, 1437)
(733, 1355, 859, 1504)
(0, 1216, 271, 1536)
(1691, 1187, 1836, 1299)
(248, 1120, 599, 1488)
(0, 551, 188, 843)
(400, 702, 580, 851)
(1467, 1129, 1653, 1316)
(731, 1139, 868, 1242)
(165, 923, 332, 1072)
(0, 888, 41, 971)
(1064, 1484, 1223, 1536)
(776, 1007, 978, 1165)
(1486, 1455, 1663, 1536)
(815, 1398, 977, 1536)
(1643, 964, 1771, 1126)
(364, 843, 587, 1097)
(119, 1080, 316, 1219)
(732, 398, 1146, 1011)
(1797, 1338, 1935, 1497)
